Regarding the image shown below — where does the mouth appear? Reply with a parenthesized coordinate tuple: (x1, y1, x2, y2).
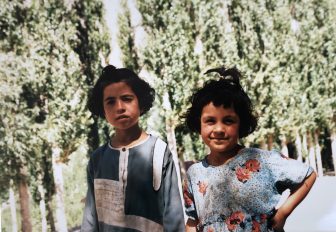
(210, 137, 227, 140)
(116, 115, 129, 120)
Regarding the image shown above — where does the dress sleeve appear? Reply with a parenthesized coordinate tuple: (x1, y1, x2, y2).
(183, 172, 198, 221)
(267, 149, 314, 192)
(161, 148, 185, 232)
(81, 158, 99, 232)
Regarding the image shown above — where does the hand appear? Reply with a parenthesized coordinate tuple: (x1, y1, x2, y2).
(270, 208, 287, 232)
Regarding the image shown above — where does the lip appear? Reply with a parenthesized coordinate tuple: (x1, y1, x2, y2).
(210, 137, 227, 140)
(116, 115, 130, 120)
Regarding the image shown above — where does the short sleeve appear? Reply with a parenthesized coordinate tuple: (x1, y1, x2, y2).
(161, 148, 185, 232)
(267, 150, 314, 192)
(183, 173, 198, 221)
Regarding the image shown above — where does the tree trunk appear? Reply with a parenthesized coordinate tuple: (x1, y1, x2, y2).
(165, 117, 186, 222)
(259, 138, 267, 150)
(18, 169, 32, 232)
(127, 0, 146, 51)
(0, 198, 2, 231)
(38, 183, 48, 232)
(46, 196, 56, 232)
(307, 132, 317, 173)
(280, 136, 289, 157)
(0, 198, 2, 232)
(52, 146, 68, 232)
(302, 133, 309, 164)
(295, 132, 303, 162)
(166, 119, 183, 191)
(162, 91, 185, 221)
(9, 184, 18, 232)
(103, 0, 123, 67)
(267, 133, 273, 150)
(331, 130, 336, 176)
(314, 130, 323, 177)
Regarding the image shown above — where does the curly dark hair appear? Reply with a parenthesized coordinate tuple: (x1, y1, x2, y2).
(184, 66, 258, 138)
(88, 65, 155, 118)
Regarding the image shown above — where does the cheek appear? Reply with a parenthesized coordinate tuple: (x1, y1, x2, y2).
(131, 100, 141, 115)
(103, 105, 112, 115)
(200, 125, 211, 137)
(133, 105, 141, 117)
(228, 125, 240, 137)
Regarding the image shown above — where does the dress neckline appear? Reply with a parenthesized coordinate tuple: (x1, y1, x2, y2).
(203, 147, 247, 168)
(108, 134, 151, 151)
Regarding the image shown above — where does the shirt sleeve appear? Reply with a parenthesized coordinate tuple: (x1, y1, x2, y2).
(183, 172, 198, 221)
(81, 158, 99, 232)
(161, 148, 185, 232)
(267, 149, 314, 193)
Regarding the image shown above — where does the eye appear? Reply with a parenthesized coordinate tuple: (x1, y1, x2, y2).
(204, 118, 216, 124)
(106, 99, 115, 105)
(223, 118, 236, 125)
(121, 95, 134, 102)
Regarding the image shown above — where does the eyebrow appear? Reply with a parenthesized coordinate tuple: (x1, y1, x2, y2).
(104, 96, 115, 102)
(202, 115, 214, 119)
(201, 116, 215, 121)
(202, 115, 238, 120)
(104, 94, 134, 102)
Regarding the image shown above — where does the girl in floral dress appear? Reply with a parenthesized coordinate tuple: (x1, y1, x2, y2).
(183, 67, 316, 232)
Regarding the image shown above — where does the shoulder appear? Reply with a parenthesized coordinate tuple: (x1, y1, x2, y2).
(152, 135, 167, 147)
(242, 147, 285, 156)
(238, 148, 285, 166)
(90, 143, 108, 160)
(243, 148, 290, 165)
(147, 134, 167, 149)
(239, 147, 268, 158)
(187, 159, 206, 176)
(150, 135, 172, 159)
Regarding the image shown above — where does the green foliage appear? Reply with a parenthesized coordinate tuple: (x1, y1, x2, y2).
(118, 1, 140, 72)
(63, 144, 88, 228)
(136, 0, 335, 157)
(72, 0, 111, 151)
(0, 0, 109, 229)
(138, 0, 203, 159)
(0, 0, 334, 229)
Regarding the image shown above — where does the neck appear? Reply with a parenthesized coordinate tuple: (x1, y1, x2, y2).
(207, 144, 243, 166)
(111, 124, 146, 148)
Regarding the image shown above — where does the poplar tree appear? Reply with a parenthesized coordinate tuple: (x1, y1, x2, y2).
(137, 0, 200, 162)
(1, 0, 109, 230)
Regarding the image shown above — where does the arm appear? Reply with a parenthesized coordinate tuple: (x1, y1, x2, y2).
(186, 218, 198, 232)
(271, 171, 317, 231)
(162, 150, 185, 232)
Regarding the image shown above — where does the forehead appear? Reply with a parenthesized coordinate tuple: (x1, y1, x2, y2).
(201, 102, 238, 117)
(103, 82, 135, 98)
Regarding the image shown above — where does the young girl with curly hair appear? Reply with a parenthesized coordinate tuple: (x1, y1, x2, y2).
(183, 66, 316, 232)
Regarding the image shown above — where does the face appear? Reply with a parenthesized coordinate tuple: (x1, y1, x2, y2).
(200, 102, 240, 156)
(103, 82, 141, 131)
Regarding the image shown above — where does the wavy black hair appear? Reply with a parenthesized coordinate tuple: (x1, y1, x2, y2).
(88, 65, 155, 118)
(185, 66, 258, 138)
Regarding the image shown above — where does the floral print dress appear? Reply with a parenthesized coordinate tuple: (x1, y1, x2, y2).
(184, 148, 314, 232)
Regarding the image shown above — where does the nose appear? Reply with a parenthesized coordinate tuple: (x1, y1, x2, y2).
(213, 123, 225, 134)
(115, 100, 125, 113)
